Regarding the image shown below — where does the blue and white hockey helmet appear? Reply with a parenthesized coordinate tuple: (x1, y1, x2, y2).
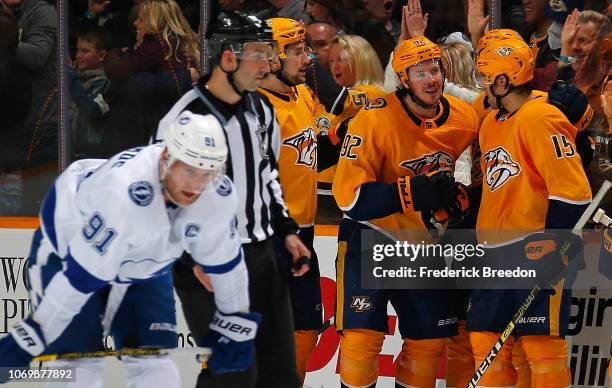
(165, 111, 228, 172)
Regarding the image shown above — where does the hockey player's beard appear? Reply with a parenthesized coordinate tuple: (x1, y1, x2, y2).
(274, 67, 301, 87)
(403, 78, 443, 111)
(402, 87, 440, 111)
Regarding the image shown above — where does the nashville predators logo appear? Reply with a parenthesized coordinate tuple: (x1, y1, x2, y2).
(364, 98, 387, 110)
(495, 46, 514, 57)
(484, 147, 521, 191)
(315, 115, 331, 135)
(282, 127, 317, 169)
(350, 296, 372, 312)
(399, 151, 454, 176)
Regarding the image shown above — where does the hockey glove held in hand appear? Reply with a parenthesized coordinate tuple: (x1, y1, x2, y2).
(429, 183, 470, 230)
(524, 231, 583, 288)
(548, 80, 593, 131)
(397, 172, 458, 215)
(0, 317, 46, 383)
(201, 310, 261, 374)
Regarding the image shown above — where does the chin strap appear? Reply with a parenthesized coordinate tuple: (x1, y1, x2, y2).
(219, 61, 246, 96)
(493, 85, 514, 112)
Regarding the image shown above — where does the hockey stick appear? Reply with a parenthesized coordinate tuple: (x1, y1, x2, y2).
(466, 179, 612, 388)
(33, 347, 212, 363)
(592, 208, 612, 227)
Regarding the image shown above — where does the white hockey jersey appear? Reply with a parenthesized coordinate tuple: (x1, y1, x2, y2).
(32, 144, 246, 344)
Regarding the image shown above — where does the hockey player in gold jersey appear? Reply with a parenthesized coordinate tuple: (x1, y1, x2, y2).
(304, 35, 387, 224)
(332, 36, 478, 388)
(259, 17, 348, 384)
(469, 37, 592, 387)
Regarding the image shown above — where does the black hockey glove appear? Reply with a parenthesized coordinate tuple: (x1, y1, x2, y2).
(396, 171, 459, 215)
(523, 231, 584, 288)
(427, 183, 470, 231)
(548, 80, 593, 131)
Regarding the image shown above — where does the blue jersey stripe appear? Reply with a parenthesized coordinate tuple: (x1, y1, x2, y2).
(40, 185, 58, 252)
(64, 251, 108, 293)
(198, 251, 243, 274)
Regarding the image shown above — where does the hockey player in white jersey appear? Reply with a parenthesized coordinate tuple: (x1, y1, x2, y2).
(0, 111, 259, 387)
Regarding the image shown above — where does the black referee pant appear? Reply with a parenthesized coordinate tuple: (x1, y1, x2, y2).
(173, 238, 300, 388)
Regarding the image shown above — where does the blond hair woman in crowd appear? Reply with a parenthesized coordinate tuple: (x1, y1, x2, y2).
(105, 0, 199, 81)
(329, 34, 385, 90)
(101, 0, 200, 157)
(440, 41, 481, 103)
(312, 34, 387, 224)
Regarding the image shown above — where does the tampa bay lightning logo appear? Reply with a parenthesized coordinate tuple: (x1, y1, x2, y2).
(179, 115, 191, 125)
(216, 176, 233, 196)
(128, 181, 154, 206)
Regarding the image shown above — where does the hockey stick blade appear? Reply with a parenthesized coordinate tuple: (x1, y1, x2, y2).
(466, 180, 611, 388)
(33, 347, 212, 363)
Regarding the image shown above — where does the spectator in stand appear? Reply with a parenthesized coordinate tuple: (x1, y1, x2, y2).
(522, 0, 559, 91)
(544, 1, 584, 61)
(304, 0, 395, 67)
(309, 34, 386, 224)
(364, 0, 400, 42)
(1, 0, 58, 215)
(71, 0, 136, 52)
(559, 9, 610, 111)
(101, 0, 197, 156)
(0, 9, 30, 215)
(69, 27, 111, 160)
(440, 41, 481, 103)
(257, 0, 308, 21)
(306, 20, 338, 71)
(104, 0, 199, 81)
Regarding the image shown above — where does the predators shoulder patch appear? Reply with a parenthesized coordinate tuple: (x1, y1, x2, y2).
(364, 98, 387, 110)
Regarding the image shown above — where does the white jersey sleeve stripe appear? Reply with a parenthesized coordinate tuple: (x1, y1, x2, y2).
(40, 185, 59, 252)
(64, 250, 109, 293)
(198, 250, 243, 275)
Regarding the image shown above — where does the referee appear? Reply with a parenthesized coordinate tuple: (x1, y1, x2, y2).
(155, 11, 310, 388)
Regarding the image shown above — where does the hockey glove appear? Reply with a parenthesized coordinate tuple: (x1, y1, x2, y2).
(548, 80, 594, 131)
(523, 231, 583, 288)
(201, 310, 261, 374)
(0, 317, 46, 382)
(396, 171, 459, 215)
(427, 183, 470, 231)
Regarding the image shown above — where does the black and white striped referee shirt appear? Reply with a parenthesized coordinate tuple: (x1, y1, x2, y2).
(156, 76, 298, 244)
